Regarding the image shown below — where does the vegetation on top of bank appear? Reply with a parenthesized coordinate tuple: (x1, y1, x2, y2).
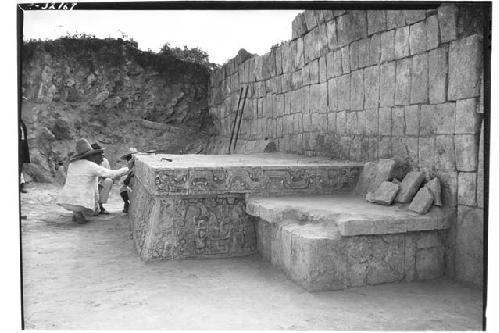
(23, 34, 218, 79)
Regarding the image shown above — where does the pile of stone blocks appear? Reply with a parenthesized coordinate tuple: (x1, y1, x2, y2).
(358, 159, 443, 214)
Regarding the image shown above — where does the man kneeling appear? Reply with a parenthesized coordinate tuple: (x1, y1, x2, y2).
(58, 139, 129, 224)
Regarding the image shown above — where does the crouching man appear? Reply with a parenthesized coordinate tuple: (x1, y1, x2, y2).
(57, 139, 129, 224)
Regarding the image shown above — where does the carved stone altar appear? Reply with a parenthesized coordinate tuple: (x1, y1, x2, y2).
(129, 153, 364, 261)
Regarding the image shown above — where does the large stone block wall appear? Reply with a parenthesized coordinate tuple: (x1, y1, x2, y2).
(208, 4, 488, 287)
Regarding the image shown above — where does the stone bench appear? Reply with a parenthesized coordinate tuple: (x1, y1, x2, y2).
(246, 195, 453, 291)
(129, 153, 363, 261)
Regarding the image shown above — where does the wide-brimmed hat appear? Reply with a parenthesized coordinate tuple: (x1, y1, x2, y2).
(120, 147, 138, 160)
(70, 138, 104, 161)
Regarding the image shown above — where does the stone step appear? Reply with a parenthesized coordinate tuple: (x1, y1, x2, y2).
(247, 195, 454, 291)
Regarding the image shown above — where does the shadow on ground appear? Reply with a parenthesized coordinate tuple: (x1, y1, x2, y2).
(20, 183, 483, 330)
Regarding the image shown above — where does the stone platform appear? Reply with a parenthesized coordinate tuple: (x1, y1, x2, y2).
(129, 153, 363, 261)
(247, 195, 454, 291)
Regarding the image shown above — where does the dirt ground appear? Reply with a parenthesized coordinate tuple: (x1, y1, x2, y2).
(20, 182, 484, 330)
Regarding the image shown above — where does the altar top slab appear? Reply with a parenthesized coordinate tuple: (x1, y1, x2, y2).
(134, 153, 364, 170)
(133, 153, 364, 196)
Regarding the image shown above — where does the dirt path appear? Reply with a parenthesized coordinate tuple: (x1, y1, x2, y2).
(21, 183, 483, 330)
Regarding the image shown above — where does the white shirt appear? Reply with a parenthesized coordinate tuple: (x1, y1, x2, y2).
(58, 159, 128, 210)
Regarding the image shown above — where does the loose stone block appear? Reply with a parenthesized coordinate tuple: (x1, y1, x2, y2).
(455, 134, 478, 171)
(370, 33, 381, 65)
(367, 10, 386, 35)
(396, 171, 425, 203)
(409, 187, 434, 214)
(364, 65, 380, 108)
(438, 4, 458, 43)
(435, 135, 456, 170)
(378, 107, 392, 136)
(405, 10, 426, 24)
(426, 15, 439, 50)
(358, 38, 371, 68)
(455, 98, 481, 134)
(366, 181, 399, 205)
(458, 172, 477, 206)
(410, 53, 428, 104)
(418, 137, 435, 171)
(448, 35, 483, 100)
(350, 41, 359, 70)
(434, 103, 456, 134)
(405, 105, 419, 136)
(337, 74, 351, 110)
(434, 170, 458, 207)
(326, 19, 337, 50)
(387, 10, 406, 29)
(380, 30, 395, 63)
(391, 106, 405, 136)
(350, 69, 364, 110)
(425, 177, 442, 206)
(428, 47, 448, 104)
(379, 62, 396, 107)
(341, 46, 350, 74)
(355, 158, 398, 195)
(410, 21, 427, 55)
(395, 26, 410, 59)
(395, 58, 411, 105)
(365, 108, 378, 135)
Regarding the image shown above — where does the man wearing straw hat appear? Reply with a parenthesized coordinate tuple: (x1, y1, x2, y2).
(57, 138, 129, 224)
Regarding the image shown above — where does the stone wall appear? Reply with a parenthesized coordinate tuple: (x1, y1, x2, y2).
(207, 4, 489, 287)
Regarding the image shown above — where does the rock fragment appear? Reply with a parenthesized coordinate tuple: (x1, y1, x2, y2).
(409, 187, 434, 214)
(366, 181, 400, 205)
(395, 171, 425, 203)
(425, 177, 442, 206)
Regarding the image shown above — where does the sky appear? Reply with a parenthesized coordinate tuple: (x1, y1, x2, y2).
(23, 9, 302, 65)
